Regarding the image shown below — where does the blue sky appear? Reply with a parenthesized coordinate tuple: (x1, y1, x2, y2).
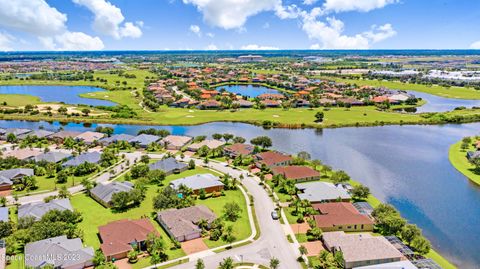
(0, 0, 479, 51)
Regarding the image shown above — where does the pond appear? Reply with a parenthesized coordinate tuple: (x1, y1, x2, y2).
(216, 84, 280, 97)
(0, 85, 116, 106)
(407, 90, 480, 113)
(1, 120, 480, 268)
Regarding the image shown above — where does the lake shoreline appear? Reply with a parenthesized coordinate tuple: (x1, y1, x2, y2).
(448, 140, 480, 186)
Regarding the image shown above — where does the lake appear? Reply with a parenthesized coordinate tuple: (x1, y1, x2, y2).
(1, 120, 480, 268)
(408, 91, 480, 113)
(0, 85, 116, 106)
(216, 84, 280, 97)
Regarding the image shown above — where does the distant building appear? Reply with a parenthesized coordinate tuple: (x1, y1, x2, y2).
(238, 55, 265, 63)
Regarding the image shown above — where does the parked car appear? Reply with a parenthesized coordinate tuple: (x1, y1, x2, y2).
(271, 210, 279, 220)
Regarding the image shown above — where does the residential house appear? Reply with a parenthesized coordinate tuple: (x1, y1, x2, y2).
(17, 129, 54, 140)
(48, 131, 82, 143)
(129, 134, 161, 148)
(223, 143, 255, 158)
(187, 139, 225, 152)
(98, 134, 135, 145)
(34, 152, 72, 163)
(312, 202, 374, 232)
(233, 99, 254, 108)
(24, 236, 94, 268)
(2, 148, 42, 160)
(354, 260, 418, 269)
(170, 173, 224, 194)
(148, 157, 188, 175)
(157, 205, 217, 242)
(99, 219, 157, 261)
(467, 151, 480, 161)
(90, 181, 134, 207)
(0, 168, 34, 190)
(161, 135, 192, 150)
(18, 198, 73, 220)
(75, 131, 105, 144)
(295, 181, 351, 203)
(255, 151, 293, 168)
(62, 151, 101, 167)
(271, 166, 320, 182)
(1, 128, 31, 139)
(199, 100, 221, 109)
(322, 231, 404, 269)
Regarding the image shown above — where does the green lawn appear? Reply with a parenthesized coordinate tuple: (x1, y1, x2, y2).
(14, 174, 89, 195)
(321, 76, 480, 100)
(0, 94, 42, 107)
(199, 189, 251, 248)
(448, 140, 480, 185)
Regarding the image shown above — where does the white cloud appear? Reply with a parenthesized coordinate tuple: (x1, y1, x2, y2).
(0, 0, 67, 36)
(303, 0, 318, 5)
(0, 32, 14, 51)
(470, 41, 480, 49)
(72, 0, 142, 39)
(206, 32, 215, 38)
(54, 32, 105, 50)
(275, 4, 302, 19)
(302, 16, 395, 49)
(241, 44, 279, 50)
(189, 25, 201, 36)
(182, 0, 280, 29)
(205, 44, 218, 50)
(322, 0, 398, 13)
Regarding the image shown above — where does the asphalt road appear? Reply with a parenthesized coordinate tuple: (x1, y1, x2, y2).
(165, 157, 301, 269)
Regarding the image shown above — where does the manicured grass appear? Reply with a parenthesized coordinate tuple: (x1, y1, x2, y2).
(0, 94, 42, 107)
(321, 76, 480, 100)
(295, 233, 308, 243)
(426, 249, 457, 269)
(14, 174, 88, 195)
(448, 140, 480, 185)
(200, 189, 251, 248)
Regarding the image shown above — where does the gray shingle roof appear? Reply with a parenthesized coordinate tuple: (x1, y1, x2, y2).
(157, 205, 216, 239)
(129, 134, 160, 146)
(99, 134, 134, 144)
(0, 168, 33, 181)
(0, 207, 8, 222)
(149, 157, 187, 173)
(3, 128, 32, 136)
(62, 151, 101, 167)
(25, 235, 94, 268)
(18, 198, 73, 220)
(296, 181, 351, 202)
(170, 173, 224, 191)
(17, 129, 54, 139)
(34, 152, 72, 163)
(90, 181, 134, 205)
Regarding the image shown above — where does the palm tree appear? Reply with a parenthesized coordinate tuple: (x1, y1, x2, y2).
(292, 199, 301, 215)
(218, 257, 234, 269)
(269, 257, 280, 269)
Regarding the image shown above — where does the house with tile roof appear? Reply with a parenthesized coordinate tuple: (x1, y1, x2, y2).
(223, 143, 255, 158)
(0, 168, 33, 191)
(255, 151, 293, 168)
(271, 165, 320, 182)
(161, 135, 192, 150)
(187, 139, 225, 152)
(148, 157, 188, 175)
(129, 134, 161, 148)
(99, 219, 157, 261)
(295, 181, 351, 203)
(75, 131, 105, 144)
(62, 151, 101, 167)
(312, 202, 374, 232)
(170, 173, 224, 194)
(34, 152, 72, 163)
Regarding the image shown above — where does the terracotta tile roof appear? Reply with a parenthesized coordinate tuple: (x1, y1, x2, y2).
(313, 202, 374, 228)
(271, 166, 320, 180)
(99, 219, 157, 257)
(255, 151, 293, 167)
(224, 143, 254, 156)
